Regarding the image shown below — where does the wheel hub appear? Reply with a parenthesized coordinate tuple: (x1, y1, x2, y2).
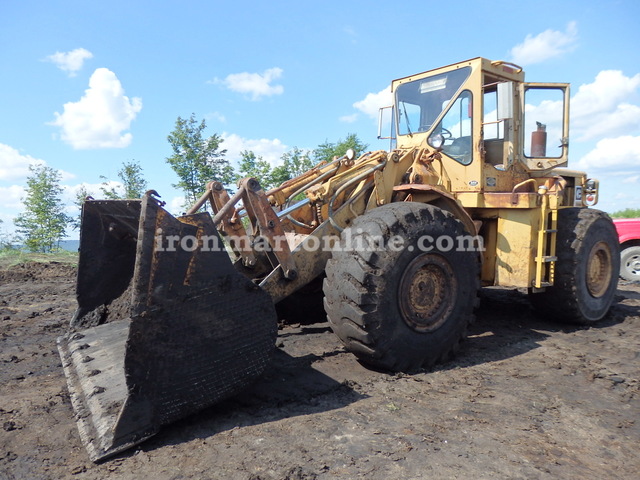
(399, 254, 456, 332)
(626, 254, 640, 276)
(586, 241, 613, 298)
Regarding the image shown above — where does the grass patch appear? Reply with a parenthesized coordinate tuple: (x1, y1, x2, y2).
(0, 248, 79, 270)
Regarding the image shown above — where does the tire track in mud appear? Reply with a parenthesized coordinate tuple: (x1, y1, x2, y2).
(1, 263, 639, 479)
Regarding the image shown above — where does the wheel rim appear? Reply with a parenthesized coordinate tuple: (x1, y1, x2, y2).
(399, 254, 457, 332)
(586, 241, 613, 297)
(625, 254, 640, 277)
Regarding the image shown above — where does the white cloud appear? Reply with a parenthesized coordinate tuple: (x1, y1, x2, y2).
(1, 180, 95, 238)
(0, 184, 26, 237)
(343, 26, 357, 44)
(608, 170, 640, 178)
(622, 175, 639, 184)
(0, 185, 26, 210)
(0, 144, 46, 181)
(509, 21, 578, 65)
(58, 182, 122, 229)
(339, 113, 358, 123)
(571, 70, 640, 141)
(221, 133, 288, 167)
(51, 68, 142, 149)
(169, 196, 187, 215)
(353, 87, 392, 119)
(577, 103, 640, 142)
(574, 135, 640, 170)
(343, 26, 356, 37)
(45, 48, 93, 77)
(214, 68, 284, 101)
(60, 181, 124, 204)
(0, 143, 74, 184)
(206, 111, 227, 123)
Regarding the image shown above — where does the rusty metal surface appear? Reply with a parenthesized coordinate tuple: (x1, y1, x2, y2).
(239, 178, 298, 280)
(398, 254, 457, 333)
(393, 184, 477, 236)
(586, 240, 614, 297)
(260, 187, 370, 304)
(71, 200, 141, 328)
(59, 195, 277, 462)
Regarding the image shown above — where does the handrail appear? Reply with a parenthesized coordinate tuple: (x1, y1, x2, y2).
(490, 60, 523, 73)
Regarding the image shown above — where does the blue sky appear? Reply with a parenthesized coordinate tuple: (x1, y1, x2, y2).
(1, 0, 639, 239)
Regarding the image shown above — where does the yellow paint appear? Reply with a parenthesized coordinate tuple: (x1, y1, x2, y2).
(494, 209, 540, 287)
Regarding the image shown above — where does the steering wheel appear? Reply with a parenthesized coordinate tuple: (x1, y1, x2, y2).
(440, 128, 452, 139)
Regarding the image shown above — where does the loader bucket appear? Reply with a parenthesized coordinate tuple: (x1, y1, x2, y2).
(57, 195, 277, 462)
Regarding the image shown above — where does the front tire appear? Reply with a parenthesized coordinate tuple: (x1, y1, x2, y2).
(323, 203, 479, 372)
(530, 208, 619, 324)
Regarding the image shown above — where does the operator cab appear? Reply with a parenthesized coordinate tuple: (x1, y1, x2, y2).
(385, 57, 571, 176)
(395, 66, 473, 165)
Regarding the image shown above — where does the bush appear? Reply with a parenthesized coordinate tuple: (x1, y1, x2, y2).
(610, 208, 640, 219)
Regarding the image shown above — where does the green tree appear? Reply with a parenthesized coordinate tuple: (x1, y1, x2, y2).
(237, 151, 275, 189)
(280, 147, 314, 178)
(99, 160, 148, 199)
(0, 222, 19, 250)
(72, 185, 92, 230)
(0, 219, 12, 249)
(262, 147, 315, 187)
(119, 160, 148, 198)
(166, 114, 234, 208)
(98, 175, 120, 199)
(269, 162, 291, 187)
(232, 134, 369, 195)
(313, 133, 368, 164)
(14, 164, 71, 252)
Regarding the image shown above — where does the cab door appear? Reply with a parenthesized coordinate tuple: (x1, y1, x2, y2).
(519, 83, 570, 171)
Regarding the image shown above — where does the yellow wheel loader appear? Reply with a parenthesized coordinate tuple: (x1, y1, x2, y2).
(58, 57, 620, 461)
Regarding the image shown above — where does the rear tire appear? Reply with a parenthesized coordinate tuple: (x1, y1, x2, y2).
(323, 203, 479, 372)
(620, 246, 640, 282)
(530, 208, 619, 324)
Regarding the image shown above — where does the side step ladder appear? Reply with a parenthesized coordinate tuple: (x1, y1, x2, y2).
(533, 198, 558, 290)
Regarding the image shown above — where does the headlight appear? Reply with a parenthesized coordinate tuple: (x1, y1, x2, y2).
(584, 178, 598, 206)
(345, 148, 356, 161)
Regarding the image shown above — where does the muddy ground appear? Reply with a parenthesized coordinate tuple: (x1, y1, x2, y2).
(1, 261, 638, 479)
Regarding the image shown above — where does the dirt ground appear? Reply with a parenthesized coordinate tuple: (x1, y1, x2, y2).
(1, 262, 638, 480)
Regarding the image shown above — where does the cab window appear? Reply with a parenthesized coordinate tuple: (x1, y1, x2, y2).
(396, 67, 471, 136)
(429, 90, 473, 165)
